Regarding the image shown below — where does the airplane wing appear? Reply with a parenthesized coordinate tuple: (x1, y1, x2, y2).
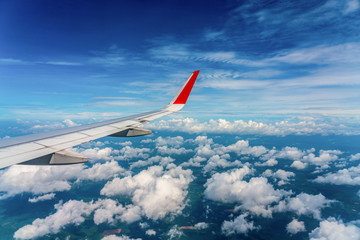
(0, 70, 200, 169)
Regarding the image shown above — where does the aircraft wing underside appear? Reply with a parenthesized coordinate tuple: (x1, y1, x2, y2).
(0, 70, 199, 169)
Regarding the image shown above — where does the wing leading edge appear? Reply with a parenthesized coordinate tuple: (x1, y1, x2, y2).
(0, 70, 200, 169)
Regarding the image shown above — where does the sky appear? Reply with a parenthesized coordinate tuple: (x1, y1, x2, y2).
(2, 1, 360, 240)
(0, 0, 359, 126)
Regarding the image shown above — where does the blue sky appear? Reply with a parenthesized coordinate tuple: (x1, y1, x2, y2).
(0, 0, 360, 124)
(2, 2, 360, 239)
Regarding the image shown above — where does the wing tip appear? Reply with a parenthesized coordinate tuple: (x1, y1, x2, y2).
(172, 70, 199, 105)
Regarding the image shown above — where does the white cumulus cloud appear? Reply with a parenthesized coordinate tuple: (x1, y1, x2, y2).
(309, 218, 360, 240)
(74, 147, 114, 161)
(204, 166, 290, 217)
(275, 193, 335, 220)
(100, 166, 193, 220)
(286, 219, 306, 235)
(203, 154, 243, 173)
(130, 156, 174, 169)
(262, 169, 295, 186)
(302, 150, 342, 168)
(156, 145, 192, 155)
(0, 160, 126, 199)
(314, 164, 360, 185)
(14, 200, 97, 239)
(15, 198, 145, 239)
(350, 153, 360, 161)
(291, 160, 308, 170)
(102, 235, 141, 240)
(221, 213, 257, 236)
(116, 146, 151, 160)
(145, 229, 156, 236)
(28, 193, 56, 203)
(219, 140, 268, 157)
(194, 222, 209, 230)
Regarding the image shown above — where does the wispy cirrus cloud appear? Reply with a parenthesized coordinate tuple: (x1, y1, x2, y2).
(266, 43, 360, 65)
(42, 61, 83, 66)
(0, 58, 25, 64)
(91, 100, 141, 107)
(92, 97, 136, 100)
(148, 43, 264, 67)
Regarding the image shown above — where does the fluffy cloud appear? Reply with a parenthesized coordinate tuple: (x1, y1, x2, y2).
(192, 139, 216, 158)
(219, 140, 268, 157)
(195, 144, 216, 158)
(179, 136, 218, 167)
(264, 147, 342, 169)
(0, 160, 126, 199)
(204, 166, 290, 217)
(192, 135, 214, 145)
(203, 154, 243, 173)
(350, 153, 360, 161)
(184, 137, 272, 170)
(74, 147, 114, 161)
(0, 166, 75, 199)
(14, 200, 96, 239)
(141, 136, 187, 157)
(80, 140, 107, 148)
(221, 213, 257, 236)
(154, 136, 185, 147)
(290, 160, 308, 170)
(93, 199, 141, 224)
(194, 222, 209, 230)
(77, 161, 128, 181)
(275, 193, 335, 220)
(28, 193, 56, 203)
(204, 166, 252, 201)
(181, 137, 344, 172)
(146, 118, 281, 135)
(274, 147, 307, 161)
(145, 118, 357, 136)
(309, 218, 360, 240)
(181, 155, 207, 167)
(130, 156, 174, 169)
(156, 146, 192, 155)
(15, 198, 145, 239)
(102, 235, 141, 240)
(302, 150, 342, 168)
(115, 141, 133, 146)
(145, 229, 156, 236)
(30, 119, 79, 131)
(101, 166, 193, 220)
(62, 119, 79, 127)
(77, 145, 151, 161)
(286, 219, 306, 235)
(255, 158, 278, 167)
(262, 169, 295, 186)
(93, 199, 124, 225)
(314, 164, 360, 185)
(141, 136, 183, 146)
(167, 225, 183, 240)
(116, 146, 151, 160)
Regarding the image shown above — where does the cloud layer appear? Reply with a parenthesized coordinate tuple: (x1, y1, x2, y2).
(3, 133, 360, 239)
(146, 117, 360, 136)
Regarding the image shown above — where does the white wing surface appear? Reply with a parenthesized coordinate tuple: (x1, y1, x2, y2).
(0, 70, 200, 169)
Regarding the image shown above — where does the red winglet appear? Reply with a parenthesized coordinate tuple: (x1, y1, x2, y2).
(173, 70, 200, 104)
